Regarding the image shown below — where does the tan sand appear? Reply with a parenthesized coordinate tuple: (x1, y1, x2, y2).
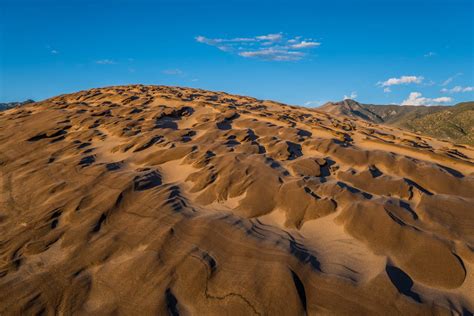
(0, 84, 473, 315)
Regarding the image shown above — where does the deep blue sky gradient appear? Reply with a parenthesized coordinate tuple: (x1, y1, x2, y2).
(1, 0, 473, 105)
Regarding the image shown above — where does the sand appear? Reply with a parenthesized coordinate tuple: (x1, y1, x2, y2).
(0, 84, 473, 315)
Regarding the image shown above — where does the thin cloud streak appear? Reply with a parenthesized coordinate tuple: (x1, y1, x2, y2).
(441, 73, 462, 86)
(95, 59, 116, 65)
(441, 86, 474, 93)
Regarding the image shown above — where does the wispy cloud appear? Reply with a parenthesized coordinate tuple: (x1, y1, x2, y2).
(290, 41, 320, 49)
(441, 86, 474, 93)
(162, 69, 184, 75)
(424, 51, 436, 57)
(424, 80, 436, 87)
(343, 91, 358, 100)
(95, 59, 116, 65)
(46, 45, 59, 55)
(441, 73, 462, 86)
(401, 92, 452, 106)
(195, 35, 255, 46)
(195, 33, 320, 61)
(441, 77, 454, 86)
(256, 33, 283, 41)
(161, 68, 199, 83)
(239, 48, 304, 61)
(304, 100, 323, 107)
(377, 75, 424, 88)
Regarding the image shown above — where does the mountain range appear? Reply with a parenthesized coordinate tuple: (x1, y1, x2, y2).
(0, 100, 35, 111)
(318, 99, 474, 145)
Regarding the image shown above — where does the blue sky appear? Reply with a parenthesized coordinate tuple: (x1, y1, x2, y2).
(1, 0, 473, 106)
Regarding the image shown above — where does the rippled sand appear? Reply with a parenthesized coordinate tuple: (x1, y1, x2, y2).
(1, 85, 473, 315)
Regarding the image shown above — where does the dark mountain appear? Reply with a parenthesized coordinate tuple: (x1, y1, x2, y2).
(0, 99, 35, 111)
(318, 99, 386, 123)
(318, 99, 474, 145)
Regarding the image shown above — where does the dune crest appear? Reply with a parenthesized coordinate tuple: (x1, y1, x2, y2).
(1, 85, 473, 315)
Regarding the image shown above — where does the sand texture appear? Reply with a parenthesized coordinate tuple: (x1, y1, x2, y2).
(1, 85, 473, 315)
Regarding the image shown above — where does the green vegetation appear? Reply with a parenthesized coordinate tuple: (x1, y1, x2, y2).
(398, 102, 474, 145)
(319, 100, 474, 145)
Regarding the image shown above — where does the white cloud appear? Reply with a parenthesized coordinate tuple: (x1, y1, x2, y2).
(217, 45, 232, 52)
(96, 59, 116, 65)
(424, 51, 436, 57)
(383, 87, 391, 93)
(230, 37, 258, 42)
(441, 86, 474, 93)
(256, 33, 283, 41)
(196, 35, 257, 45)
(448, 86, 463, 93)
(432, 96, 452, 103)
(239, 48, 304, 61)
(343, 91, 357, 100)
(51, 49, 59, 54)
(378, 75, 424, 87)
(196, 33, 320, 61)
(195, 35, 212, 44)
(291, 41, 320, 49)
(401, 92, 452, 106)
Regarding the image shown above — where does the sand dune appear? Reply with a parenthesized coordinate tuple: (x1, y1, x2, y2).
(1, 85, 473, 315)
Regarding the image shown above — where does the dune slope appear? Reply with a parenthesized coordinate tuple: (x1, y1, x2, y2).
(1, 85, 474, 315)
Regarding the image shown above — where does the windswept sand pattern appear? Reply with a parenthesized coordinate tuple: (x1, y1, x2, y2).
(1, 85, 474, 315)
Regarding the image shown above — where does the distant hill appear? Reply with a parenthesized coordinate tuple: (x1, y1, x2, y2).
(400, 101, 474, 145)
(0, 99, 35, 111)
(318, 99, 386, 123)
(318, 99, 474, 145)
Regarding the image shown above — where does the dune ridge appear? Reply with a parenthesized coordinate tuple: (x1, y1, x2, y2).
(0, 85, 473, 315)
